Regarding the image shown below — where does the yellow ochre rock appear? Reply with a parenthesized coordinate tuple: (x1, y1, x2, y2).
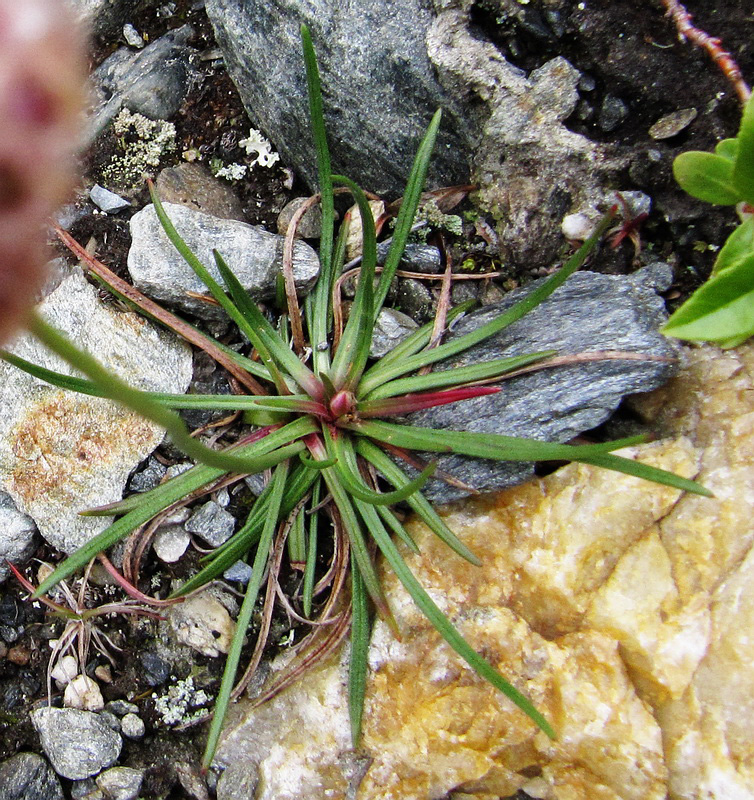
(217, 342, 754, 800)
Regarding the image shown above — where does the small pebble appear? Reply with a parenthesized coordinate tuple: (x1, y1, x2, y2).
(105, 700, 139, 717)
(153, 524, 191, 563)
(223, 560, 253, 585)
(89, 185, 131, 214)
(64, 675, 104, 712)
(122, 23, 145, 48)
(7, 645, 30, 665)
(598, 94, 629, 132)
(96, 766, 145, 800)
(185, 501, 235, 547)
(120, 713, 146, 739)
(50, 654, 78, 687)
(98, 711, 121, 732)
(649, 107, 697, 140)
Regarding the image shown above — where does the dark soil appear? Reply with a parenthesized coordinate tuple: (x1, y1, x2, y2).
(8, 1, 754, 798)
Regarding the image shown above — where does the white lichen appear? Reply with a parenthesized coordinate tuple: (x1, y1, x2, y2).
(102, 109, 177, 189)
(213, 162, 248, 181)
(239, 128, 280, 168)
(152, 676, 212, 726)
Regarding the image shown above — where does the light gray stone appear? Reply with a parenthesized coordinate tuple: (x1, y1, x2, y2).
(128, 203, 320, 318)
(95, 767, 144, 800)
(0, 268, 192, 553)
(153, 525, 191, 563)
(370, 308, 418, 359)
(404, 265, 679, 503)
(89, 184, 130, 214)
(87, 26, 198, 143)
(204, 0, 472, 197)
(185, 500, 235, 547)
(0, 752, 64, 800)
(31, 708, 122, 780)
(427, 4, 621, 270)
(0, 492, 37, 583)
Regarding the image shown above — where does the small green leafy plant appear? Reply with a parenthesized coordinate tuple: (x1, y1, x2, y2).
(4, 27, 709, 771)
(664, 94, 754, 347)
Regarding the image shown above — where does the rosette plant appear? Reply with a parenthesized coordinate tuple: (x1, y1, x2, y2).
(5, 26, 709, 770)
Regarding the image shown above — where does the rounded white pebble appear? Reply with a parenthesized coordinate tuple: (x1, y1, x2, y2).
(64, 675, 104, 712)
(120, 713, 145, 739)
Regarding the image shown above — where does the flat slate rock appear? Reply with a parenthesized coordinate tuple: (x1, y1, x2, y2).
(403, 264, 679, 503)
(204, 0, 472, 196)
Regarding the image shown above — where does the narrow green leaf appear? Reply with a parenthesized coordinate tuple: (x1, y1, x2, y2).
(212, 250, 324, 399)
(328, 176, 377, 391)
(328, 428, 436, 505)
(733, 94, 754, 204)
(288, 504, 307, 565)
(673, 151, 740, 205)
(354, 438, 480, 565)
(202, 461, 289, 771)
(302, 23, 336, 377)
(349, 564, 371, 745)
(712, 216, 754, 276)
(356, 495, 555, 738)
(374, 109, 442, 313)
(662, 252, 754, 343)
(302, 479, 321, 618)
(351, 420, 709, 496)
(376, 504, 420, 554)
(320, 464, 397, 634)
(365, 300, 476, 378)
(361, 351, 554, 402)
(358, 211, 615, 396)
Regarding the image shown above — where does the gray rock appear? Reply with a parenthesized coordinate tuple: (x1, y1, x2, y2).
(0, 493, 38, 583)
(0, 752, 64, 800)
(185, 500, 235, 547)
(223, 560, 253, 585)
(104, 700, 139, 717)
(121, 23, 145, 49)
(95, 767, 144, 800)
(155, 163, 246, 222)
(216, 761, 258, 800)
(376, 242, 443, 274)
(128, 203, 320, 319)
(89, 185, 131, 214)
(405, 265, 679, 503)
(119, 713, 145, 740)
(599, 94, 630, 132)
(427, 5, 621, 270)
(69, 0, 140, 38)
(370, 308, 418, 359)
(0, 268, 192, 554)
(128, 456, 167, 493)
(69, 778, 104, 800)
(87, 26, 198, 143)
(31, 708, 122, 780)
(396, 278, 435, 322)
(204, 0, 472, 196)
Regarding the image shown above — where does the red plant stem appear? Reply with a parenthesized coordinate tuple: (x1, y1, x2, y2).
(660, 0, 751, 105)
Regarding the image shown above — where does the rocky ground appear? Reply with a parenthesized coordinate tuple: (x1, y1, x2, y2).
(0, 1, 752, 799)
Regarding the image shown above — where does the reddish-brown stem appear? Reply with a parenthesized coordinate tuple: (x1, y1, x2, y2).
(660, 0, 751, 105)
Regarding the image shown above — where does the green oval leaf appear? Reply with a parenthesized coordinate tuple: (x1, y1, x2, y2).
(662, 252, 754, 343)
(673, 151, 741, 205)
(712, 216, 754, 276)
(733, 94, 754, 205)
(715, 138, 739, 161)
